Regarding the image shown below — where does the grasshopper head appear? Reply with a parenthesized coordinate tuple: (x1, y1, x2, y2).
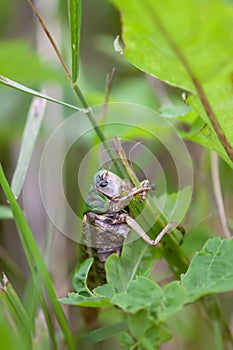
(94, 170, 130, 199)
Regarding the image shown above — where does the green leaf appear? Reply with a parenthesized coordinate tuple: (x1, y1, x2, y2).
(105, 237, 157, 293)
(0, 75, 82, 112)
(140, 324, 172, 349)
(60, 260, 113, 307)
(0, 40, 63, 84)
(11, 95, 46, 198)
(111, 0, 233, 166)
(72, 257, 94, 295)
(93, 283, 115, 298)
(128, 310, 152, 339)
(182, 237, 233, 302)
(60, 293, 111, 307)
(0, 205, 13, 220)
(69, 0, 82, 83)
(127, 311, 172, 349)
(111, 276, 162, 313)
(105, 239, 151, 293)
(118, 332, 136, 349)
(149, 281, 187, 322)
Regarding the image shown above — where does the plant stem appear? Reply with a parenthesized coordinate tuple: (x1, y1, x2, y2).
(211, 151, 231, 239)
(25, 0, 188, 275)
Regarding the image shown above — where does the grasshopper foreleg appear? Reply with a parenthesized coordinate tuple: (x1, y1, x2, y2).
(111, 181, 156, 211)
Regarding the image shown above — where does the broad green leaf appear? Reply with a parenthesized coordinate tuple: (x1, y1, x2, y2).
(111, 276, 187, 321)
(93, 283, 115, 298)
(181, 237, 233, 302)
(140, 324, 172, 349)
(128, 310, 152, 339)
(11, 95, 46, 198)
(69, 0, 82, 83)
(0, 75, 82, 112)
(0, 205, 13, 220)
(181, 93, 233, 166)
(111, 0, 232, 91)
(127, 311, 172, 350)
(0, 40, 63, 83)
(111, 276, 162, 313)
(72, 257, 94, 295)
(149, 281, 187, 322)
(111, 0, 233, 166)
(60, 260, 113, 307)
(105, 239, 153, 293)
(118, 332, 135, 349)
(105, 254, 123, 293)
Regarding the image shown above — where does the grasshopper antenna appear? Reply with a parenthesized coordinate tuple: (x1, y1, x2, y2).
(106, 158, 116, 176)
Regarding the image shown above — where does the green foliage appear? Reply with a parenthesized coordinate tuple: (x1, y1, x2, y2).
(0, 0, 233, 349)
(60, 258, 113, 307)
(182, 237, 233, 301)
(0, 273, 32, 348)
(0, 161, 75, 350)
(0, 312, 25, 350)
(111, 0, 233, 167)
(63, 237, 233, 348)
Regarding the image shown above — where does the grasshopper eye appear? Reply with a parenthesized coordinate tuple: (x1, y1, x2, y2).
(99, 180, 108, 187)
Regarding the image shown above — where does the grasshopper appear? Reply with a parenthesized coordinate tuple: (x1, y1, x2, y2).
(82, 169, 177, 286)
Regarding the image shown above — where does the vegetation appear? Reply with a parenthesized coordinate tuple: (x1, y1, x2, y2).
(0, 0, 233, 349)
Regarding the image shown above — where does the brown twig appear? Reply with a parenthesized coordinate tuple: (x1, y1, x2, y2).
(26, 0, 72, 84)
(114, 136, 139, 186)
(25, 0, 125, 175)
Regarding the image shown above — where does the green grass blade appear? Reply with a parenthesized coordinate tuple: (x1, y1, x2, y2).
(0, 75, 82, 112)
(0, 205, 13, 220)
(0, 273, 32, 348)
(0, 164, 75, 350)
(0, 311, 25, 350)
(69, 0, 82, 83)
(11, 95, 46, 198)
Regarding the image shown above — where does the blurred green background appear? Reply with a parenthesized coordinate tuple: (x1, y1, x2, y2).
(0, 1, 233, 349)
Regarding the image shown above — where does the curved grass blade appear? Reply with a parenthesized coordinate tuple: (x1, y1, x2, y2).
(11, 94, 46, 199)
(0, 75, 82, 112)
